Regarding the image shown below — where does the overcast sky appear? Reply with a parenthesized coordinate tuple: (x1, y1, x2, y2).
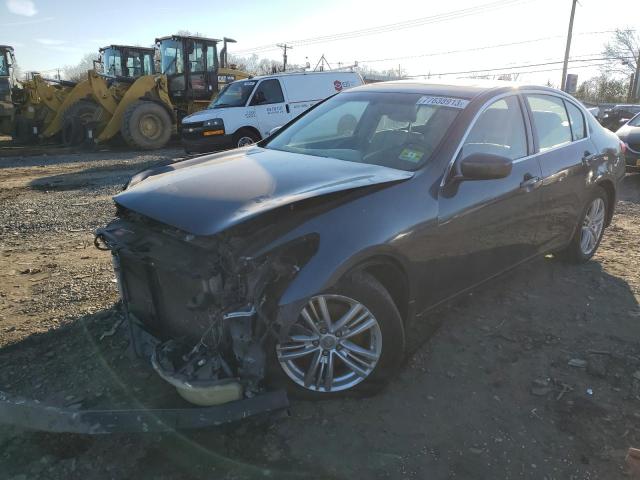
(1, 0, 637, 85)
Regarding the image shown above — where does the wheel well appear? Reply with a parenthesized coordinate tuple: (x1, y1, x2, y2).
(234, 126, 261, 140)
(596, 179, 615, 226)
(352, 257, 410, 324)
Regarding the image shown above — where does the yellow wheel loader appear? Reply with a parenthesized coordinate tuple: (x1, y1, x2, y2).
(54, 45, 156, 146)
(65, 35, 250, 150)
(1, 46, 80, 143)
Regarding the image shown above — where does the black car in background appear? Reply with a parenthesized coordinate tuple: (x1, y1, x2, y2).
(97, 80, 625, 402)
(601, 104, 640, 131)
(616, 112, 640, 171)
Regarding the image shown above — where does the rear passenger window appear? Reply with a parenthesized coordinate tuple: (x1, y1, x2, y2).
(461, 96, 527, 160)
(526, 94, 572, 151)
(565, 101, 586, 140)
(251, 79, 284, 105)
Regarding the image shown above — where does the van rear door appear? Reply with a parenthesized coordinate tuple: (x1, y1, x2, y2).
(249, 79, 289, 138)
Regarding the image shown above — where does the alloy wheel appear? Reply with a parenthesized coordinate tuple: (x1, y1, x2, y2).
(276, 294, 383, 392)
(237, 136, 255, 147)
(580, 197, 605, 255)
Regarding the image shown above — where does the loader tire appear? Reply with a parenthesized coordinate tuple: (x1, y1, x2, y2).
(121, 100, 172, 150)
(62, 116, 83, 146)
(63, 99, 101, 146)
(14, 116, 34, 144)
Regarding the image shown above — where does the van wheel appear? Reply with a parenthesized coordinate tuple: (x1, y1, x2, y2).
(121, 100, 172, 150)
(268, 271, 405, 399)
(233, 128, 260, 148)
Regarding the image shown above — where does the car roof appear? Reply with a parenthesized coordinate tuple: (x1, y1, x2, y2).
(242, 70, 360, 82)
(348, 78, 566, 100)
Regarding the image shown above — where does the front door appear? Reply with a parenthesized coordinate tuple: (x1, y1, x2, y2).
(429, 95, 544, 304)
(250, 79, 290, 138)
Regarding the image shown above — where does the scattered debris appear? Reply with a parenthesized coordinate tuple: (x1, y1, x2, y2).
(98, 317, 124, 341)
(568, 358, 588, 368)
(556, 383, 574, 401)
(531, 378, 553, 396)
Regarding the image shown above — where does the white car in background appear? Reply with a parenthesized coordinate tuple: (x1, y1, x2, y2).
(181, 71, 364, 152)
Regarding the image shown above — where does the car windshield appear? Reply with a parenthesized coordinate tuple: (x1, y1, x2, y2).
(210, 80, 257, 108)
(629, 113, 640, 127)
(264, 91, 465, 171)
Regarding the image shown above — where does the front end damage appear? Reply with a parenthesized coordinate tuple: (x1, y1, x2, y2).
(94, 208, 317, 409)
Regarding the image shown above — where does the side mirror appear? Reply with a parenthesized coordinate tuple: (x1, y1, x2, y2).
(458, 153, 513, 180)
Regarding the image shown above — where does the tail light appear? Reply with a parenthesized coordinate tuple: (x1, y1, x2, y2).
(620, 140, 627, 155)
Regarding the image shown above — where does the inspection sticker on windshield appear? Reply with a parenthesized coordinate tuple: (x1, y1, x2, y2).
(416, 96, 469, 109)
(399, 148, 425, 163)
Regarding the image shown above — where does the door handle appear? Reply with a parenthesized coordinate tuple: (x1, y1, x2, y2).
(285, 104, 290, 113)
(520, 173, 542, 190)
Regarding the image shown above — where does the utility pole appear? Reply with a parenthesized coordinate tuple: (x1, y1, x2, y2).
(560, 0, 578, 91)
(633, 50, 640, 102)
(276, 43, 292, 72)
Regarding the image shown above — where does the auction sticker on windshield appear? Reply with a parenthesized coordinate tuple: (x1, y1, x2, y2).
(416, 96, 469, 109)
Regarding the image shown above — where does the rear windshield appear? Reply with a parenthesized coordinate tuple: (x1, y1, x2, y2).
(264, 91, 465, 171)
(630, 113, 640, 127)
(210, 80, 257, 109)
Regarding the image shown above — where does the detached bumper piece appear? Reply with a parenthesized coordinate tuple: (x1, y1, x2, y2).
(0, 389, 289, 434)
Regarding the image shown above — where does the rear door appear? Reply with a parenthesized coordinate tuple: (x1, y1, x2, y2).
(433, 94, 544, 301)
(524, 93, 594, 251)
(249, 79, 290, 138)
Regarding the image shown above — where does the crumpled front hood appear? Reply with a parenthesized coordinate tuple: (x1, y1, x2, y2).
(114, 147, 413, 236)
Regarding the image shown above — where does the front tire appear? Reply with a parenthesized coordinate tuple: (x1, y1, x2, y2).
(558, 186, 608, 263)
(232, 128, 260, 148)
(269, 271, 405, 398)
(121, 100, 172, 150)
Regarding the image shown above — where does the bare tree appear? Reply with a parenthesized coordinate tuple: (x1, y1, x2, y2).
(63, 53, 96, 83)
(602, 29, 639, 77)
(574, 73, 628, 103)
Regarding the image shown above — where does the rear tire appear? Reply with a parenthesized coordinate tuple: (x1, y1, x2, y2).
(268, 271, 405, 399)
(121, 100, 172, 150)
(557, 186, 608, 264)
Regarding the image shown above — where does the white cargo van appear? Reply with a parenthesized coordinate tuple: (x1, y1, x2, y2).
(180, 70, 363, 152)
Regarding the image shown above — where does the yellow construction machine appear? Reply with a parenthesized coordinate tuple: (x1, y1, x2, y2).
(62, 35, 250, 150)
(9, 45, 155, 145)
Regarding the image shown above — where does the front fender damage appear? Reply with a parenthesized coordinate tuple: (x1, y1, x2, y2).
(93, 212, 318, 410)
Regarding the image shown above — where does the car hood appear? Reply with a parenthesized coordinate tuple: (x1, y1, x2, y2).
(114, 147, 413, 236)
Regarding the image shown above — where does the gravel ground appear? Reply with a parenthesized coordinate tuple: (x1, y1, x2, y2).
(0, 149, 639, 479)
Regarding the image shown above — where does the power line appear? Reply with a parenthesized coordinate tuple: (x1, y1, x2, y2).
(353, 31, 621, 64)
(234, 0, 534, 55)
(458, 62, 611, 78)
(406, 56, 633, 78)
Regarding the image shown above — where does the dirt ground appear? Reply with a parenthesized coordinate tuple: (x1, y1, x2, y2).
(0, 148, 639, 480)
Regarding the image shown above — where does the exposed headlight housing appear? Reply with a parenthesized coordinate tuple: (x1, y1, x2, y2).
(203, 118, 224, 129)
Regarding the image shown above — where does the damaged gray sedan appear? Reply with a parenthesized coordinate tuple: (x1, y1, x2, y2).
(97, 80, 624, 404)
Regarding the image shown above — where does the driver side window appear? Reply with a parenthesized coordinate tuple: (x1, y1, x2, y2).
(250, 79, 284, 106)
(462, 96, 527, 160)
